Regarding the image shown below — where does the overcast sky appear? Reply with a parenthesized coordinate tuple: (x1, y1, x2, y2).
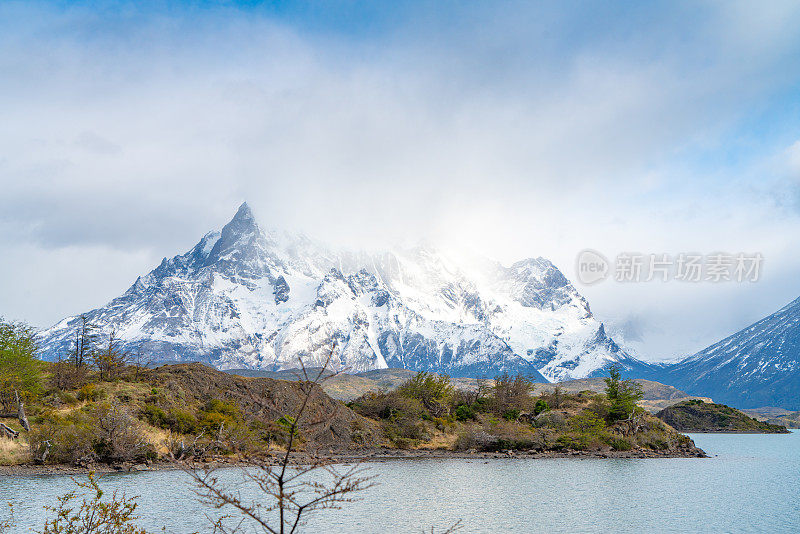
(2, 1, 800, 361)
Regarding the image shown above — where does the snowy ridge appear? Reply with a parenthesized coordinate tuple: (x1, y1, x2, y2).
(39, 203, 648, 381)
(651, 296, 800, 408)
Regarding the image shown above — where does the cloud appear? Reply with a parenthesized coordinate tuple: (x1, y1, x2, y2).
(2, 1, 800, 360)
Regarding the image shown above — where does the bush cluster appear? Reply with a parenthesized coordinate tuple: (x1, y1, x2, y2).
(350, 372, 554, 448)
(29, 401, 155, 465)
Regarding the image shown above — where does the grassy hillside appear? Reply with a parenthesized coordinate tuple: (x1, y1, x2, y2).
(347, 373, 705, 457)
(1, 363, 379, 467)
(656, 400, 790, 433)
(0, 364, 709, 466)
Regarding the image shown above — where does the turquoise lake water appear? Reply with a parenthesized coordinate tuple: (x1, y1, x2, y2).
(2, 431, 798, 533)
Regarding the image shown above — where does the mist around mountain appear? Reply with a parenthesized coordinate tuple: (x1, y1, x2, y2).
(38, 203, 648, 382)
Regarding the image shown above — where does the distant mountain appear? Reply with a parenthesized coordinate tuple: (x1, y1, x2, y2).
(652, 297, 800, 409)
(38, 202, 649, 381)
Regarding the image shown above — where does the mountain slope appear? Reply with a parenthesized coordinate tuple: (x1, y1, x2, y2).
(38, 203, 649, 381)
(653, 297, 800, 409)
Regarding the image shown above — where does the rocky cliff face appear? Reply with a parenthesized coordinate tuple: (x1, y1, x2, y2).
(38, 203, 648, 381)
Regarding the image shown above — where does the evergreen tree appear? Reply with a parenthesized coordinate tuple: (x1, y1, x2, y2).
(604, 364, 643, 422)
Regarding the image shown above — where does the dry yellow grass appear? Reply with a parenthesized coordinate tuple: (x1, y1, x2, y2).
(0, 418, 31, 465)
(54, 401, 86, 415)
(417, 431, 458, 450)
(141, 424, 172, 455)
(0, 437, 30, 465)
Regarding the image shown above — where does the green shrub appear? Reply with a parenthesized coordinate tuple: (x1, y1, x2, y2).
(646, 438, 669, 450)
(198, 412, 228, 434)
(502, 409, 521, 421)
(534, 398, 550, 415)
(170, 410, 198, 434)
(557, 434, 589, 451)
(141, 404, 168, 427)
(29, 412, 94, 464)
(384, 418, 428, 442)
(77, 383, 104, 402)
(204, 398, 239, 417)
(610, 437, 633, 451)
(472, 397, 490, 412)
(45, 389, 78, 407)
(455, 404, 476, 421)
(141, 404, 197, 434)
(350, 391, 424, 421)
(30, 402, 152, 465)
(276, 415, 296, 433)
(487, 438, 537, 451)
(392, 437, 418, 450)
(570, 410, 606, 434)
(397, 372, 453, 417)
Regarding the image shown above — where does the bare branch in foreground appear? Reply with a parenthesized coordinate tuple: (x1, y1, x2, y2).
(425, 519, 464, 534)
(179, 344, 377, 534)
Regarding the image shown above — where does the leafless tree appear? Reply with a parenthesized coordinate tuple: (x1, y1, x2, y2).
(72, 315, 97, 370)
(92, 401, 150, 463)
(40, 473, 151, 534)
(131, 343, 155, 381)
(180, 346, 377, 534)
(93, 329, 131, 381)
(51, 355, 88, 390)
(425, 521, 463, 534)
(493, 373, 533, 411)
(470, 379, 492, 404)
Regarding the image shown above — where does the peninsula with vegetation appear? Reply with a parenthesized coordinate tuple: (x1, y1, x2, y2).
(0, 317, 712, 471)
(656, 399, 790, 433)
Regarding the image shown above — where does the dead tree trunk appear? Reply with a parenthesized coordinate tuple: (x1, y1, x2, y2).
(33, 440, 50, 464)
(0, 422, 19, 440)
(15, 390, 30, 432)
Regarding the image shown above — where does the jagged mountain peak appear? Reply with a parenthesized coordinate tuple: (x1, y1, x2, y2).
(207, 202, 262, 254)
(234, 200, 254, 219)
(38, 204, 648, 382)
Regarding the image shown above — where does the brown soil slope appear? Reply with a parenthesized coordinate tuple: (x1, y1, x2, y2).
(147, 364, 379, 448)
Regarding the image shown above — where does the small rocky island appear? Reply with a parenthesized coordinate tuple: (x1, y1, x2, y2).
(656, 399, 790, 433)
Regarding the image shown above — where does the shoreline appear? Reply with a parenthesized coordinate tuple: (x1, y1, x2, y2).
(0, 447, 707, 477)
(684, 430, 793, 434)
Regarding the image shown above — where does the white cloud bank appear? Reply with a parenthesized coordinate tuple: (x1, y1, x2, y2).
(2, 1, 800, 360)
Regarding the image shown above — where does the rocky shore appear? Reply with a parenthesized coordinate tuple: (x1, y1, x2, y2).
(0, 443, 707, 477)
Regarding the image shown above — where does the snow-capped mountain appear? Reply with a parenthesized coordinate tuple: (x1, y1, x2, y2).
(652, 297, 800, 409)
(38, 203, 648, 381)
